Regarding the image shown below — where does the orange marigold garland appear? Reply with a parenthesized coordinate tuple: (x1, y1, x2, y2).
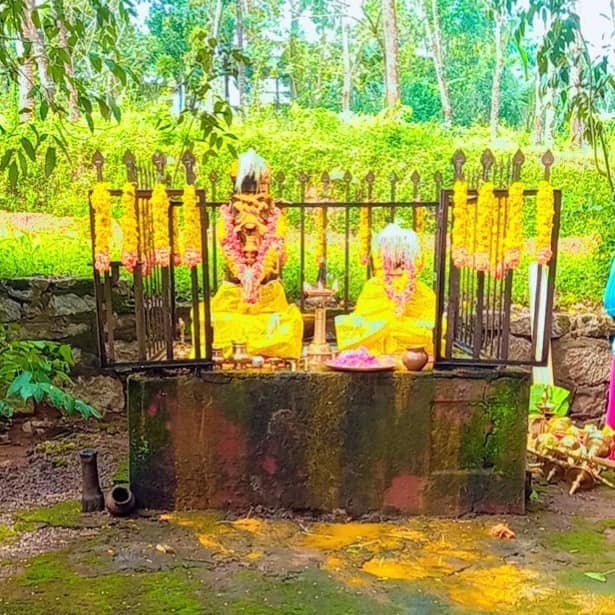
(504, 181, 524, 270)
(451, 180, 469, 268)
(536, 180, 554, 265)
(181, 185, 202, 268)
(120, 182, 138, 273)
(91, 182, 112, 273)
(151, 183, 170, 267)
(474, 182, 495, 272)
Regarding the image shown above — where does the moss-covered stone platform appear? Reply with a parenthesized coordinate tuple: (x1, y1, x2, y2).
(128, 369, 529, 516)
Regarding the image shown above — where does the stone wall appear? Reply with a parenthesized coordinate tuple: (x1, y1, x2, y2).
(1, 276, 613, 422)
(508, 309, 615, 421)
(0, 277, 133, 415)
(128, 370, 529, 516)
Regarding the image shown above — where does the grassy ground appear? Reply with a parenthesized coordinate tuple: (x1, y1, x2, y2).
(2, 486, 615, 614)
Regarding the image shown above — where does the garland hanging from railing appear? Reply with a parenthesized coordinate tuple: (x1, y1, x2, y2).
(474, 182, 495, 272)
(489, 192, 507, 280)
(91, 182, 112, 273)
(504, 181, 524, 271)
(359, 207, 370, 265)
(151, 183, 170, 267)
(181, 185, 201, 268)
(120, 183, 138, 273)
(315, 206, 327, 264)
(172, 206, 181, 266)
(451, 179, 469, 268)
(536, 180, 554, 265)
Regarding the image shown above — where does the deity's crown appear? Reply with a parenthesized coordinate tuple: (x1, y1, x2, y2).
(230, 149, 271, 193)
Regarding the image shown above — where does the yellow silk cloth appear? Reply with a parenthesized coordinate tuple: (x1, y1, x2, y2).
(335, 277, 436, 356)
(192, 279, 304, 359)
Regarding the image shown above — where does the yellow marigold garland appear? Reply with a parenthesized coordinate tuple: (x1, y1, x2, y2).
(172, 206, 182, 266)
(489, 193, 507, 279)
(536, 180, 554, 265)
(414, 206, 426, 271)
(451, 180, 469, 268)
(315, 206, 327, 263)
(151, 183, 170, 267)
(474, 182, 495, 272)
(359, 207, 370, 265)
(181, 185, 201, 268)
(91, 182, 112, 273)
(414, 206, 425, 235)
(120, 182, 138, 273)
(504, 181, 524, 270)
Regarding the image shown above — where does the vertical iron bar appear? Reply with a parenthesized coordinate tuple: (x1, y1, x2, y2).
(199, 191, 213, 361)
(299, 174, 307, 311)
(89, 197, 108, 368)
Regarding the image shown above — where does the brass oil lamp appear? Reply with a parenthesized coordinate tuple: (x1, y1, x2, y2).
(304, 260, 336, 367)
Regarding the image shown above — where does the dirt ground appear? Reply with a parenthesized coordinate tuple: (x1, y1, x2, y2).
(2, 414, 615, 615)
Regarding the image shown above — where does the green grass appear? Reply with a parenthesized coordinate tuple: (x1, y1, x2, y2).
(14, 500, 82, 532)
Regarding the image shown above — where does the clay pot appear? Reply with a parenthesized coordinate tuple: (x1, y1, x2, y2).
(402, 346, 428, 372)
(105, 485, 135, 516)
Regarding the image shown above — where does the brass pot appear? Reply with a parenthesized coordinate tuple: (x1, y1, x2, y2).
(212, 347, 225, 369)
(402, 346, 428, 372)
(232, 341, 250, 368)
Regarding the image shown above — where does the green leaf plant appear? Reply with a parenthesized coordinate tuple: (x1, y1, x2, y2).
(0, 325, 100, 422)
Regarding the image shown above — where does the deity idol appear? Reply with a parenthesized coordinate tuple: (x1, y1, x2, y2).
(193, 149, 303, 359)
(335, 223, 436, 357)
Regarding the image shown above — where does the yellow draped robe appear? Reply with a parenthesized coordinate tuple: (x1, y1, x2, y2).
(335, 277, 436, 357)
(193, 279, 304, 360)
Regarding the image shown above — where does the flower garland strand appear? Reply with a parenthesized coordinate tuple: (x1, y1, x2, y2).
(383, 265, 416, 313)
(220, 203, 283, 304)
(181, 185, 202, 268)
(151, 183, 170, 267)
(120, 182, 138, 273)
(536, 180, 554, 265)
(359, 207, 370, 265)
(504, 181, 524, 271)
(91, 182, 112, 273)
(474, 181, 495, 272)
(451, 180, 469, 268)
(315, 206, 327, 263)
(172, 205, 182, 266)
(489, 192, 507, 280)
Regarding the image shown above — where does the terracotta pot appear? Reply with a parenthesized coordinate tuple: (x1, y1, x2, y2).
(105, 485, 135, 516)
(402, 346, 428, 372)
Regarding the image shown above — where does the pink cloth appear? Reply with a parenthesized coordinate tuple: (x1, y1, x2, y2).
(607, 354, 615, 431)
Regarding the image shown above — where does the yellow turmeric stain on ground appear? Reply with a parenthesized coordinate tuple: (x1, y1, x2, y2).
(162, 514, 615, 614)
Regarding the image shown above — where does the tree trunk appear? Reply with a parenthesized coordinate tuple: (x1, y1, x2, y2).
(25, 0, 55, 103)
(381, 0, 400, 107)
(489, 5, 505, 141)
(288, 0, 301, 100)
(236, 0, 246, 110)
(15, 37, 35, 122)
(54, 0, 79, 121)
(341, 13, 352, 114)
(569, 32, 585, 147)
(418, 0, 453, 126)
(532, 70, 544, 145)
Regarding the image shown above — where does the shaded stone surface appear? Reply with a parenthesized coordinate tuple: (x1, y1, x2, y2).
(128, 370, 529, 516)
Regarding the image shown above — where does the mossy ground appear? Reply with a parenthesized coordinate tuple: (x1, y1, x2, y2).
(2, 489, 615, 614)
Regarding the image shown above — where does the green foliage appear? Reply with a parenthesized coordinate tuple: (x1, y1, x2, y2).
(0, 326, 99, 421)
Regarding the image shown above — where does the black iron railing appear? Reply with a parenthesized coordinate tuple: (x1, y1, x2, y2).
(89, 148, 560, 371)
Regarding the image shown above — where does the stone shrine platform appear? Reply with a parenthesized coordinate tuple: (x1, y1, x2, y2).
(128, 369, 529, 517)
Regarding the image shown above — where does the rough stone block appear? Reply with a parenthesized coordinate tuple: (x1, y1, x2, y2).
(129, 370, 529, 517)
